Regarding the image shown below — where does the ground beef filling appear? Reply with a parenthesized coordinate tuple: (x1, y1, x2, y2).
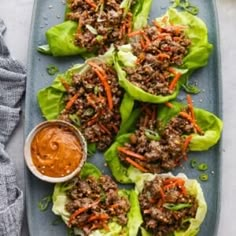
(59, 62, 122, 150)
(67, 0, 134, 54)
(65, 175, 130, 235)
(118, 104, 195, 173)
(125, 22, 191, 95)
(139, 176, 198, 236)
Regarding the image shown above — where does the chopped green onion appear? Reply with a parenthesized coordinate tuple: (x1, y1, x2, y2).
(38, 195, 52, 212)
(199, 173, 209, 182)
(171, 0, 199, 15)
(190, 159, 198, 168)
(61, 182, 74, 192)
(87, 143, 97, 157)
(83, 108, 94, 117)
(163, 203, 192, 211)
(144, 129, 161, 141)
(94, 85, 99, 95)
(46, 64, 59, 76)
(197, 163, 208, 171)
(67, 228, 75, 236)
(69, 114, 81, 127)
(96, 35, 103, 42)
(182, 83, 201, 94)
(185, 5, 199, 15)
(85, 24, 98, 35)
(51, 217, 63, 225)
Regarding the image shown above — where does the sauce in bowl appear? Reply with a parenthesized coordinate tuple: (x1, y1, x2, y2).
(31, 123, 83, 178)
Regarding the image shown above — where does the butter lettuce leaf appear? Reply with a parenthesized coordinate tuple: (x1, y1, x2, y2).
(115, 8, 213, 103)
(37, 48, 136, 150)
(104, 133, 133, 184)
(38, 0, 153, 57)
(128, 168, 207, 236)
(105, 101, 222, 183)
(157, 101, 223, 151)
(52, 163, 142, 236)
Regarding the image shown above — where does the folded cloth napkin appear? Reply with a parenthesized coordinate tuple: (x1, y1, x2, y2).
(0, 19, 26, 236)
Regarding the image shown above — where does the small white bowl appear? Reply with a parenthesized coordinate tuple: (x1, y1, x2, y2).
(24, 120, 87, 183)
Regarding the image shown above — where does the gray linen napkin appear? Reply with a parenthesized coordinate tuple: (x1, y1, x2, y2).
(0, 19, 25, 236)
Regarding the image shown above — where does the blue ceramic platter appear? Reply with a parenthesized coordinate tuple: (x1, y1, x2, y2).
(25, 0, 222, 235)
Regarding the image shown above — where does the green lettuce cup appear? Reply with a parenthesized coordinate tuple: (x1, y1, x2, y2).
(114, 8, 213, 103)
(37, 47, 135, 153)
(38, 0, 153, 57)
(52, 163, 142, 236)
(128, 168, 207, 236)
(104, 101, 222, 183)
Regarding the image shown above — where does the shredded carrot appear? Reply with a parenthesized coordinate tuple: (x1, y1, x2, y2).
(165, 102, 174, 108)
(68, 199, 100, 227)
(152, 20, 161, 29)
(161, 15, 169, 24)
(87, 112, 99, 126)
(169, 72, 182, 91)
(183, 135, 192, 153)
(157, 53, 170, 60)
(157, 33, 171, 40)
(98, 123, 111, 135)
(117, 147, 146, 161)
(60, 78, 70, 92)
(109, 203, 120, 209)
(119, 21, 126, 39)
(163, 178, 185, 191)
(168, 67, 177, 74)
(163, 177, 184, 186)
(125, 157, 147, 172)
(86, 94, 97, 109)
(128, 30, 143, 37)
(88, 213, 109, 223)
(142, 33, 151, 45)
(85, 0, 97, 9)
(149, 198, 156, 204)
(159, 187, 165, 200)
(87, 61, 113, 110)
(140, 38, 146, 49)
(186, 95, 195, 121)
(179, 112, 203, 134)
(91, 223, 103, 231)
(136, 53, 145, 64)
(65, 93, 80, 110)
(126, 13, 132, 34)
(157, 199, 163, 209)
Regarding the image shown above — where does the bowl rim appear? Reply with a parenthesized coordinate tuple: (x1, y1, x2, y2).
(24, 120, 87, 183)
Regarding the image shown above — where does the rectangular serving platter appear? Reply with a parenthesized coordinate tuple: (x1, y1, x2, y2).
(25, 0, 222, 235)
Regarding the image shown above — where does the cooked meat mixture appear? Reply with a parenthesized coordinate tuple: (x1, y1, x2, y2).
(139, 176, 198, 236)
(118, 104, 198, 173)
(125, 21, 191, 95)
(59, 61, 123, 150)
(65, 175, 130, 235)
(67, 0, 134, 54)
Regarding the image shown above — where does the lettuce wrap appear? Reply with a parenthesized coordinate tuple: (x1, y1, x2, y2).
(52, 162, 143, 236)
(128, 167, 207, 236)
(104, 101, 223, 183)
(114, 8, 213, 103)
(38, 0, 153, 57)
(37, 47, 135, 152)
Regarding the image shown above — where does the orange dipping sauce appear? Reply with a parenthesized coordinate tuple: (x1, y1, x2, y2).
(31, 124, 83, 177)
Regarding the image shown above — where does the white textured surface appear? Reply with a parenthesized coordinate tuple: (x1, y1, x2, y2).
(0, 0, 235, 235)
